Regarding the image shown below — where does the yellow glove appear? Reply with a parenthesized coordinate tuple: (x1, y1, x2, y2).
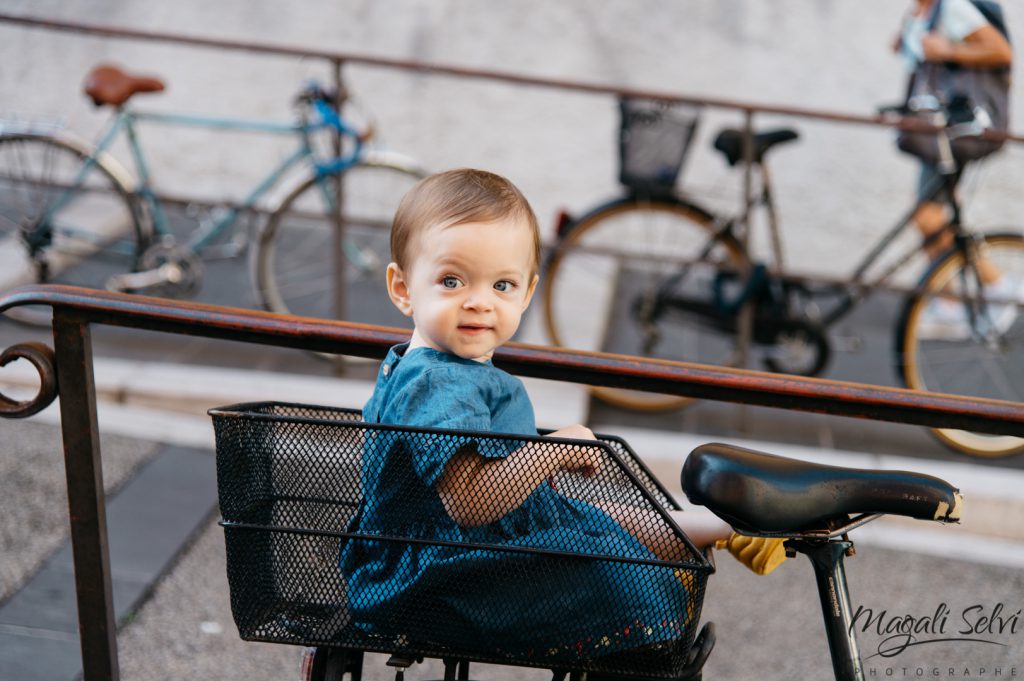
(715, 532, 787, 576)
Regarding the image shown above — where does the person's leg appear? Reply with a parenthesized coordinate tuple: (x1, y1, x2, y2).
(595, 502, 729, 559)
(915, 163, 955, 261)
(916, 164, 1003, 284)
(915, 200, 954, 259)
(914, 163, 1017, 339)
(668, 509, 731, 549)
(597, 503, 786, 574)
(668, 510, 787, 576)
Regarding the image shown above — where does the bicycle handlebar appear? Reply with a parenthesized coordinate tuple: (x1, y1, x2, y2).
(294, 81, 338, 107)
(295, 81, 375, 145)
(878, 96, 992, 139)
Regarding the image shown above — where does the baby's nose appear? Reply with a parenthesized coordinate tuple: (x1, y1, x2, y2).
(463, 288, 495, 310)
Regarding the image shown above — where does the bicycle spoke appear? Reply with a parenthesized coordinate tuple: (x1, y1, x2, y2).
(271, 281, 333, 304)
(899, 233, 1024, 456)
(257, 161, 422, 325)
(0, 134, 141, 324)
(543, 198, 745, 411)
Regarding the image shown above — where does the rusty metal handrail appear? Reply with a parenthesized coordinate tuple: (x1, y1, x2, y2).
(1, 12, 1022, 144)
(3, 285, 1023, 434)
(1, 285, 1023, 681)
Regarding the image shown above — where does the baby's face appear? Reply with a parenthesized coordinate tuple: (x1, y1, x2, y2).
(392, 217, 538, 362)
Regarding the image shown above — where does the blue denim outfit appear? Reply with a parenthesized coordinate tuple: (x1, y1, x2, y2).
(340, 343, 688, 657)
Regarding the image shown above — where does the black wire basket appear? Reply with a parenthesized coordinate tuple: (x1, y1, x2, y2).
(210, 401, 712, 678)
(619, 96, 701, 195)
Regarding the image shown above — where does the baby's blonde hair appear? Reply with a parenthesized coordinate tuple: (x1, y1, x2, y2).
(390, 168, 541, 275)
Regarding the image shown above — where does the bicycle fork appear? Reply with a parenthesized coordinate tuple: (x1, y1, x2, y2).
(788, 539, 865, 681)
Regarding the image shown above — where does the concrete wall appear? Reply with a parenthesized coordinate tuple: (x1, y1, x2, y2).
(2, 0, 1022, 279)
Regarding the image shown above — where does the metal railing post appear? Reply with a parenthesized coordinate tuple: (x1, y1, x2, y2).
(735, 109, 756, 370)
(52, 308, 119, 681)
(734, 109, 757, 431)
(330, 58, 349, 347)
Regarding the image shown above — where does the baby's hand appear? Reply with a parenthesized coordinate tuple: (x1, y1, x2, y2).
(548, 424, 601, 477)
(552, 423, 596, 441)
(565, 446, 603, 477)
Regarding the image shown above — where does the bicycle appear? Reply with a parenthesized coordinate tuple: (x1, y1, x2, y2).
(0, 63, 426, 326)
(208, 400, 964, 681)
(541, 96, 1024, 458)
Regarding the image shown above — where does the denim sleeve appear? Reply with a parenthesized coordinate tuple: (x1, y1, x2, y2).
(382, 366, 498, 486)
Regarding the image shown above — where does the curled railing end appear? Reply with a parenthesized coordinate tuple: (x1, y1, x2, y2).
(0, 342, 58, 419)
(0, 284, 55, 315)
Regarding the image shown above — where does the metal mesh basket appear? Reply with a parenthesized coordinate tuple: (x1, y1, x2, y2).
(211, 401, 711, 678)
(619, 97, 701, 194)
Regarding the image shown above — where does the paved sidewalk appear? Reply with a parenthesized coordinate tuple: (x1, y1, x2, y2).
(0, 438, 215, 681)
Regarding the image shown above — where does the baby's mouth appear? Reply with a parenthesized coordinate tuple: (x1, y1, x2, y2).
(458, 324, 492, 334)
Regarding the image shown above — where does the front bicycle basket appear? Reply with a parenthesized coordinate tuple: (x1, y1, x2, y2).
(618, 97, 701, 195)
(210, 401, 711, 679)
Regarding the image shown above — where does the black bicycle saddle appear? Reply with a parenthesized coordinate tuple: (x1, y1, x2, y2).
(713, 128, 799, 167)
(682, 443, 962, 534)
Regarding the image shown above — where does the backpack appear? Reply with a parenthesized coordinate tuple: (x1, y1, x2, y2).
(896, 0, 1012, 165)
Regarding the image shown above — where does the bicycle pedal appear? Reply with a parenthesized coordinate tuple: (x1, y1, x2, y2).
(106, 259, 202, 297)
(107, 265, 180, 292)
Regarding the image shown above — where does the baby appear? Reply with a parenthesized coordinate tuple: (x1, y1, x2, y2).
(340, 168, 784, 658)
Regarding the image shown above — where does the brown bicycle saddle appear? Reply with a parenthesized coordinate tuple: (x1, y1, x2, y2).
(84, 64, 165, 107)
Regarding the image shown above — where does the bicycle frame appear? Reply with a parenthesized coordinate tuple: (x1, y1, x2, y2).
(820, 168, 965, 327)
(83, 95, 363, 253)
(668, 157, 966, 334)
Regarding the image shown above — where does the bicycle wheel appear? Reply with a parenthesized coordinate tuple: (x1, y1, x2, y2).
(256, 157, 425, 323)
(0, 132, 143, 325)
(896, 232, 1024, 457)
(542, 196, 747, 411)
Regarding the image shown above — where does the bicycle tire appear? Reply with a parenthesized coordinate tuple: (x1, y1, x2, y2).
(895, 232, 1024, 458)
(542, 195, 747, 411)
(255, 156, 425, 323)
(0, 132, 144, 325)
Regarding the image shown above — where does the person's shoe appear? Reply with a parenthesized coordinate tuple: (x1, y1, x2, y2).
(977, 276, 1021, 337)
(918, 277, 1021, 341)
(916, 293, 972, 341)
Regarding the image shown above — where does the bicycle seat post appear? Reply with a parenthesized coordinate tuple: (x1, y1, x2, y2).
(786, 538, 865, 681)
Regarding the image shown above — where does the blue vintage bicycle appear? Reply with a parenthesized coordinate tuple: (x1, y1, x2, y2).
(0, 64, 425, 325)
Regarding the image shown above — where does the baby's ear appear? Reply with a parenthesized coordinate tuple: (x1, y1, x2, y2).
(522, 273, 540, 311)
(386, 263, 414, 317)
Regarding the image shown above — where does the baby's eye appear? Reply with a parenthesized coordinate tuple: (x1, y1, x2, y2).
(441, 276, 462, 289)
(494, 280, 516, 293)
